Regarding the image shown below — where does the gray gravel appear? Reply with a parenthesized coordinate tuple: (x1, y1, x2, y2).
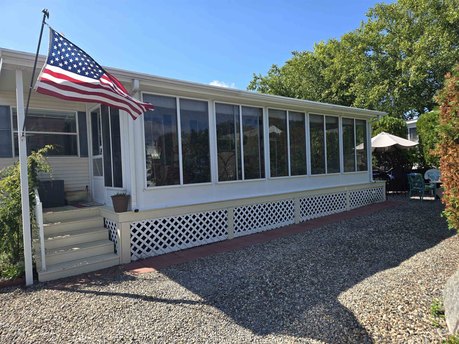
(1, 196, 458, 343)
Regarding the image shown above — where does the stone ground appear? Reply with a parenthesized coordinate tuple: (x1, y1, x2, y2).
(1, 195, 458, 343)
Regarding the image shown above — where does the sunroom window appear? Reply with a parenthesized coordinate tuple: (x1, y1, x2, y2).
(215, 103, 242, 181)
(143, 94, 180, 187)
(13, 109, 78, 156)
(268, 109, 288, 177)
(343, 118, 356, 172)
(289, 111, 307, 176)
(143, 94, 211, 186)
(216, 103, 265, 181)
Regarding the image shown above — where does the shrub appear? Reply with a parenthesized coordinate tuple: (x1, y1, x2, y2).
(436, 66, 459, 231)
(0, 145, 52, 279)
(417, 110, 440, 167)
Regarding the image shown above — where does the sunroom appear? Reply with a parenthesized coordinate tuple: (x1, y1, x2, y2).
(0, 48, 386, 281)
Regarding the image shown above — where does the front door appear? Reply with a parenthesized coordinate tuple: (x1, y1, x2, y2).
(91, 108, 105, 204)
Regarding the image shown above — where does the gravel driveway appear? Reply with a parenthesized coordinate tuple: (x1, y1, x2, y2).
(1, 196, 458, 343)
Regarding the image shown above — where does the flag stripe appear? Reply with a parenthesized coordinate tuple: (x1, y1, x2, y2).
(37, 68, 144, 114)
(36, 82, 142, 118)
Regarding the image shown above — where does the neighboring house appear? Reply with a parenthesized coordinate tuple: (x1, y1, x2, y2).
(406, 119, 418, 143)
(0, 48, 386, 281)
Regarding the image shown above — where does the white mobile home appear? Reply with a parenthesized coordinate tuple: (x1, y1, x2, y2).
(0, 48, 386, 281)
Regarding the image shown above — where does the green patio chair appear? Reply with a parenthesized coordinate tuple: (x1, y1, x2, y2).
(407, 173, 435, 201)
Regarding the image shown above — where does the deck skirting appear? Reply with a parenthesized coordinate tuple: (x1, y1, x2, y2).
(102, 182, 386, 263)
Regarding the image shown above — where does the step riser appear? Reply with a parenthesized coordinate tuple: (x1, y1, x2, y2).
(38, 257, 119, 282)
(45, 218, 103, 235)
(45, 230, 109, 250)
(43, 208, 101, 223)
(44, 244, 115, 266)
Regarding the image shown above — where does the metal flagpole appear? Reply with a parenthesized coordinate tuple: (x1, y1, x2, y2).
(18, 9, 49, 286)
(22, 8, 49, 137)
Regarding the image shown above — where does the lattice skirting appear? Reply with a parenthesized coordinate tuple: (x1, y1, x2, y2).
(105, 218, 119, 254)
(234, 199, 295, 237)
(127, 184, 385, 260)
(300, 192, 347, 221)
(130, 209, 228, 261)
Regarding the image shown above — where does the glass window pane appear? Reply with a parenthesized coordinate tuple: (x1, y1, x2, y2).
(289, 112, 306, 176)
(13, 110, 76, 133)
(343, 118, 356, 172)
(326, 116, 340, 173)
(93, 158, 103, 176)
(269, 109, 288, 177)
(356, 119, 368, 171)
(180, 99, 210, 184)
(216, 103, 242, 181)
(309, 114, 325, 174)
(242, 106, 264, 179)
(14, 133, 78, 156)
(143, 94, 180, 187)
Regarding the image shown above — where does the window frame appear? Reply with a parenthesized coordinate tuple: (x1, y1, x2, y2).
(12, 107, 81, 157)
(214, 101, 266, 183)
(141, 92, 212, 189)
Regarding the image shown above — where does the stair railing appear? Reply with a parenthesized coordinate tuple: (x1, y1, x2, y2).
(34, 188, 46, 271)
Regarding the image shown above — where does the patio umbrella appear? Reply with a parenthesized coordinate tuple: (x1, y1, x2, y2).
(371, 131, 418, 152)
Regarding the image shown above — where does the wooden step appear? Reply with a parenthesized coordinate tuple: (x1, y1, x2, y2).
(44, 227, 109, 249)
(41, 240, 115, 266)
(43, 206, 101, 223)
(37, 253, 119, 282)
(44, 216, 103, 235)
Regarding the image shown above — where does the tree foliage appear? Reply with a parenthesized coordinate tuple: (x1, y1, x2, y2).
(416, 109, 440, 167)
(248, 0, 459, 119)
(372, 115, 408, 137)
(0, 146, 52, 277)
(436, 66, 459, 231)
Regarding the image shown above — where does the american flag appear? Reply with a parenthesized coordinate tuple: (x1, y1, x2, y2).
(35, 28, 153, 119)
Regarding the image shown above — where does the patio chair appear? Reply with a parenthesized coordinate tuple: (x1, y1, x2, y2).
(424, 168, 441, 184)
(407, 173, 435, 201)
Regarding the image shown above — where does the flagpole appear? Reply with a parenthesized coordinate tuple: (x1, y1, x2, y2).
(22, 8, 49, 137)
(18, 9, 49, 287)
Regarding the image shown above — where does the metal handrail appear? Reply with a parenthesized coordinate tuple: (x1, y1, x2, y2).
(34, 188, 46, 271)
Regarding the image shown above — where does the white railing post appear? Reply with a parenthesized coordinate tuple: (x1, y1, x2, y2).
(34, 189, 46, 271)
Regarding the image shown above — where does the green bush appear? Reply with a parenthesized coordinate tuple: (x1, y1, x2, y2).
(0, 145, 52, 279)
(417, 110, 440, 167)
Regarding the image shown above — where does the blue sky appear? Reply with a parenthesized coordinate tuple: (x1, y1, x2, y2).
(0, 0, 393, 90)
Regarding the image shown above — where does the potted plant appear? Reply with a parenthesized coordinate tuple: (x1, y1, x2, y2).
(111, 192, 130, 213)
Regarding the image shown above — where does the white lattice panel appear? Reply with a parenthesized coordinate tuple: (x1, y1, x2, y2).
(130, 210, 228, 260)
(234, 200, 295, 237)
(104, 218, 119, 254)
(349, 187, 385, 209)
(300, 192, 347, 221)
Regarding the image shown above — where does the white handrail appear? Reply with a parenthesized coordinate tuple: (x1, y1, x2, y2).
(34, 189, 46, 271)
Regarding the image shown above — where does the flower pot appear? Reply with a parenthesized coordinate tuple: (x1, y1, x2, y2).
(111, 194, 130, 213)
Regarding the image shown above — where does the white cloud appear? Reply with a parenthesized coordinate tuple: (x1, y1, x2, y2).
(209, 80, 236, 88)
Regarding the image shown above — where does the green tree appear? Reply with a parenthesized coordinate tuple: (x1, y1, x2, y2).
(416, 109, 440, 167)
(248, 0, 459, 119)
(0, 146, 52, 278)
(372, 115, 407, 137)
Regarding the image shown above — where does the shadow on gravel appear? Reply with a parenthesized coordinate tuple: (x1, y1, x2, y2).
(156, 198, 453, 343)
(37, 198, 453, 343)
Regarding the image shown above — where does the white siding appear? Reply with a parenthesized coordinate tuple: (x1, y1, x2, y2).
(38, 157, 90, 192)
(0, 157, 89, 192)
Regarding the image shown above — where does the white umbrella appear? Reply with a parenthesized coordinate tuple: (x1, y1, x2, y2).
(356, 131, 418, 151)
(371, 132, 418, 151)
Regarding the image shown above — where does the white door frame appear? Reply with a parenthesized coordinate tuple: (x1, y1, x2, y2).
(88, 105, 106, 204)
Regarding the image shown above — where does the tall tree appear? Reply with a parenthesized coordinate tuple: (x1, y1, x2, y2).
(248, 0, 459, 119)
